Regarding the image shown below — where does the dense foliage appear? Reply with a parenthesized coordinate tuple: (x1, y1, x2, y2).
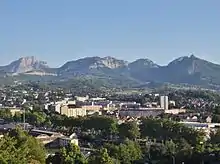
(0, 128, 46, 164)
(2, 109, 220, 163)
(47, 116, 220, 163)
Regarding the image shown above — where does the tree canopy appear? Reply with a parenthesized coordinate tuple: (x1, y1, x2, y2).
(0, 128, 46, 164)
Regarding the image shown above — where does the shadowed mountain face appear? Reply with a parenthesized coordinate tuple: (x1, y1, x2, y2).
(128, 58, 160, 82)
(1, 55, 220, 87)
(160, 55, 220, 85)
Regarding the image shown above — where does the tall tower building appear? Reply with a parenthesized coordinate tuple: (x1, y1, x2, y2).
(160, 96, 169, 110)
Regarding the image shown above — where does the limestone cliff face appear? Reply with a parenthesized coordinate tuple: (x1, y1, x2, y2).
(100, 56, 128, 69)
(3, 56, 49, 74)
(59, 56, 127, 72)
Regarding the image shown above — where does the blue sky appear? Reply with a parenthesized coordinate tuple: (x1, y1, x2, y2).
(0, 0, 220, 67)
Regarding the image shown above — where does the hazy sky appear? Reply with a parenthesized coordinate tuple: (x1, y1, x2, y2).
(0, 0, 220, 67)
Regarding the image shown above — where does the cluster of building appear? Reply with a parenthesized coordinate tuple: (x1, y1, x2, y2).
(45, 99, 103, 117)
(118, 96, 186, 118)
(41, 95, 187, 119)
(0, 93, 187, 119)
(0, 81, 219, 143)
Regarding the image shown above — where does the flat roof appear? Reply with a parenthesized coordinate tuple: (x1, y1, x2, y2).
(120, 108, 164, 111)
(30, 129, 59, 135)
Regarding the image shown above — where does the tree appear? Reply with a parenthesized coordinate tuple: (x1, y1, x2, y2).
(0, 128, 46, 164)
(118, 121, 140, 140)
(214, 106, 220, 115)
(0, 135, 27, 164)
(140, 118, 206, 146)
(177, 138, 193, 156)
(13, 112, 22, 122)
(50, 113, 65, 127)
(89, 148, 115, 164)
(70, 117, 86, 129)
(25, 111, 47, 127)
(164, 140, 176, 156)
(164, 140, 177, 164)
(46, 153, 62, 164)
(58, 144, 87, 164)
(212, 114, 220, 123)
(106, 139, 142, 164)
(140, 118, 163, 140)
(148, 143, 167, 161)
(0, 109, 12, 122)
(83, 116, 118, 137)
(210, 128, 220, 144)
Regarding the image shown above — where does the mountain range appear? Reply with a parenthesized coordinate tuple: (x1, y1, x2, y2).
(1, 55, 220, 87)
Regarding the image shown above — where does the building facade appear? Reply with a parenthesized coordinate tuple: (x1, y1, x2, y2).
(119, 109, 164, 118)
(160, 96, 169, 110)
(60, 105, 86, 117)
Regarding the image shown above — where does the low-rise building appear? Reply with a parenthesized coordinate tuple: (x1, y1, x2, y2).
(50, 104, 62, 113)
(29, 129, 64, 145)
(75, 95, 89, 102)
(49, 100, 76, 113)
(119, 108, 164, 118)
(169, 100, 176, 107)
(82, 105, 102, 111)
(60, 104, 86, 117)
(165, 109, 186, 115)
(90, 97, 106, 101)
(29, 129, 79, 148)
(206, 116, 212, 123)
(59, 133, 79, 147)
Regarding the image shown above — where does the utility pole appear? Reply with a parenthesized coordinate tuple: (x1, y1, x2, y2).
(23, 108, 25, 130)
(172, 156, 175, 164)
(22, 99, 27, 130)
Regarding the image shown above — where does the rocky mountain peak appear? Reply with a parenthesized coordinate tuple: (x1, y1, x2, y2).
(100, 56, 128, 69)
(190, 54, 196, 59)
(18, 56, 38, 66)
(169, 54, 199, 65)
(4, 56, 49, 74)
(129, 58, 159, 69)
